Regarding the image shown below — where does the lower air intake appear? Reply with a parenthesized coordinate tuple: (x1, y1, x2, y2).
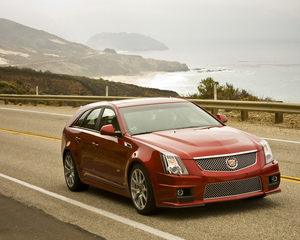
(204, 177, 262, 199)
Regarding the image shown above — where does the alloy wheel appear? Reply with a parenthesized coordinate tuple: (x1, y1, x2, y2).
(64, 155, 75, 188)
(130, 168, 148, 210)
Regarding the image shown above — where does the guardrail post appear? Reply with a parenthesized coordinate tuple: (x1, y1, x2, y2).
(46, 101, 51, 106)
(73, 101, 78, 108)
(275, 113, 283, 124)
(214, 85, 217, 100)
(241, 110, 248, 121)
(59, 101, 64, 106)
(5, 99, 9, 105)
(211, 109, 218, 116)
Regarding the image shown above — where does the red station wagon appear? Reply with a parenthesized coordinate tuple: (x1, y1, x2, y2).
(61, 98, 281, 215)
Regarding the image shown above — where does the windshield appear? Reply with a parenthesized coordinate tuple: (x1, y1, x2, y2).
(120, 102, 223, 135)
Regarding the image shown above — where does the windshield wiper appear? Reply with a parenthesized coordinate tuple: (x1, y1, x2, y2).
(174, 125, 204, 130)
(131, 131, 153, 136)
(174, 125, 219, 130)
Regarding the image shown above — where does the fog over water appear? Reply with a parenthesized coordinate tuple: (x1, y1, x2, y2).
(128, 39, 300, 103)
(1, 0, 300, 102)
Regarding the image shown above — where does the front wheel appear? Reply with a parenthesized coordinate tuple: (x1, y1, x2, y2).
(130, 164, 156, 215)
(63, 152, 89, 191)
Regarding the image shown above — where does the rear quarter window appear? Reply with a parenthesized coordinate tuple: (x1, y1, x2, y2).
(73, 110, 91, 127)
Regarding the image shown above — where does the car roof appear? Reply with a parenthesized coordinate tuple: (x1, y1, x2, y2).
(85, 97, 188, 109)
(109, 97, 188, 108)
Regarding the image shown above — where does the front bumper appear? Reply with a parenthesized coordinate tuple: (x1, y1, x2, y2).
(151, 160, 281, 208)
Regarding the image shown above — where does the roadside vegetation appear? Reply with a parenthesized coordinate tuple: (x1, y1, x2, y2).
(0, 80, 27, 94)
(0, 66, 178, 97)
(186, 77, 273, 101)
(0, 67, 274, 101)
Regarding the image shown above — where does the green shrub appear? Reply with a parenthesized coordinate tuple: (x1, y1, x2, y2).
(190, 77, 271, 101)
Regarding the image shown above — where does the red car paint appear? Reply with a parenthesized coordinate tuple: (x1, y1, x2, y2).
(62, 98, 280, 214)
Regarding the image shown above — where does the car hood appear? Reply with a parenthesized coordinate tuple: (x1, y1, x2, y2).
(132, 126, 262, 159)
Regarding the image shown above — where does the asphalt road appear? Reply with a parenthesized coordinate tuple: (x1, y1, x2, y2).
(0, 194, 104, 240)
(0, 104, 300, 240)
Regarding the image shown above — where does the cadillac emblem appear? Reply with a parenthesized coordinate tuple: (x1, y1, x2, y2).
(226, 157, 238, 170)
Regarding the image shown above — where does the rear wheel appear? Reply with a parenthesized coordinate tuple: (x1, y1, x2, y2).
(63, 152, 89, 191)
(130, 164, 156, 215)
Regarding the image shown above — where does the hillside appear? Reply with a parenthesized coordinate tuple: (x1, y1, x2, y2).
(0, 18, 188, 77)
(0, 18, 96, 63)
(0, 66, 179, 97)
(86, 32, 169, 51)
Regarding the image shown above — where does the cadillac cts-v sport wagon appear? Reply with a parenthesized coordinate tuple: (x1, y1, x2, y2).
(61, 97, 281, 215)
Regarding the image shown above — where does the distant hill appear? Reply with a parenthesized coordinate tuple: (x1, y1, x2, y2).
(0, 18, 96, 63)
(0, 18, 188, 77)
(0, 66, 179, 97)
(86, 32, 169, 51)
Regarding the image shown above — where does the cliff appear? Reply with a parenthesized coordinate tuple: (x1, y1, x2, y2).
(0, 18, 188, 77)
(86, 32, 169, 51)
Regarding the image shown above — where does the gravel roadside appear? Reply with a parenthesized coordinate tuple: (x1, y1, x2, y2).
(219, 109, 300, 142)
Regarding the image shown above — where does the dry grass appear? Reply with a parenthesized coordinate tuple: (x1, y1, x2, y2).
(219, 110, 300, 129)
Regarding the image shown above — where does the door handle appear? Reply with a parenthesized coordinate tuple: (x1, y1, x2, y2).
(92, 142, 99, 149)
(75, 136, 81, 143)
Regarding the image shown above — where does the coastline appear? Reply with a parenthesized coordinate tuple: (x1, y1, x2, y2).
(99, 69, 300, 104)
(98, 71, 199, 96)
(98, 71, 164, 85)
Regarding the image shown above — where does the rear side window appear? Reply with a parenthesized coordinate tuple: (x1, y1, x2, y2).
(73, 110, 90, 127)
(81, 108, 102, 130)
(73, 108, 102, 130)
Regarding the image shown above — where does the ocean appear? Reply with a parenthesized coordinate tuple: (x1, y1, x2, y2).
(123, 39, 300, 103)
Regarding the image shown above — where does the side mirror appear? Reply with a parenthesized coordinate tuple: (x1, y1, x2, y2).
(216, 114, 228, 123)
(100, 124, 123, 138)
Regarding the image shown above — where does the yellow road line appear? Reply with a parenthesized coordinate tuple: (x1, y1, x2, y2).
(281, 178, 300, 184)
(0, 127, 61, 141)
(281, 175, 300, 184)
(1, 127, 300, 184)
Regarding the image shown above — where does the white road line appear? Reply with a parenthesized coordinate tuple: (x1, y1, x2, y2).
(262, 137, 300, 144)
(0, 107, 73, 117)
(0, 173, 185, 240)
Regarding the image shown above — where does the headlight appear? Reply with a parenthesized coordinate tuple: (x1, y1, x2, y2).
(260, 140, 274, 164)
(160, 152, 189, 175)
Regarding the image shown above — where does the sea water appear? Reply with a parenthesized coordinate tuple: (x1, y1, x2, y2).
(124, 39, 300, 103)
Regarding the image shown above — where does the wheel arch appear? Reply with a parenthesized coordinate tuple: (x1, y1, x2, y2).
(62, 148, 71, 162)
(127, 159, 146, 189)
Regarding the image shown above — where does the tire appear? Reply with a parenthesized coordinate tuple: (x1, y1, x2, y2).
(63, 152, 89, 192)
(130, 164, 156, 215)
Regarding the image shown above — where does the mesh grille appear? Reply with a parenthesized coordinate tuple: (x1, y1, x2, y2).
(194, 151, 257, 172)
(204, 177, 262, 199)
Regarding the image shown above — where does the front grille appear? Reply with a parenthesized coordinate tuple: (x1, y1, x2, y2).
(194, 151, 257, 172)
(204, 177, 262, 199)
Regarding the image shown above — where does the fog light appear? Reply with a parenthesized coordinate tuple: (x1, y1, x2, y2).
(176, 188, 194, 203)
(268, 174, 280, 190)
(177, 189, 184, 196)
(271, 175, 278, 182)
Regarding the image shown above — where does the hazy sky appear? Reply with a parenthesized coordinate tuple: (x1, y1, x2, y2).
(1, 0, 300, 45)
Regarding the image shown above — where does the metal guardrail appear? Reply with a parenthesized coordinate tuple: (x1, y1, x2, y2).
(0, 94, 134, 103)
(191, 99, 300, 123)
(0, 94, 300, 123)
(191, 99, 300, 114)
